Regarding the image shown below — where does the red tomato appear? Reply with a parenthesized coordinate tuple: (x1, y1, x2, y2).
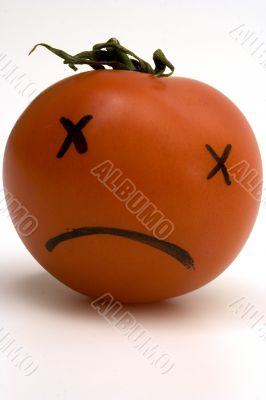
(3, 42, 262, 304)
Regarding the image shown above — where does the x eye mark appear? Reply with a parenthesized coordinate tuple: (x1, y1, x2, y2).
(205, 144, 232, 186)
(57, 115, 93, 158)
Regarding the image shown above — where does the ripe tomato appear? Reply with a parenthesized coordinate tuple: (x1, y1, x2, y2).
(3, 40, 262, 303)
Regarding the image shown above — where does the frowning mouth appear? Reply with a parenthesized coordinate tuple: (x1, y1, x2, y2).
(46, 226, 194, 270)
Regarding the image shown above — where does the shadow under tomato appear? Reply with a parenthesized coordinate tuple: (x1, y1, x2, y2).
(3, 259, 264, 332)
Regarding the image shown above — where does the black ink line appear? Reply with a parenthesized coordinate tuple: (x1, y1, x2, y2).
(57, 115, 93, 158)
(46, 226, 194, 270)
(205, 144, 232, 185)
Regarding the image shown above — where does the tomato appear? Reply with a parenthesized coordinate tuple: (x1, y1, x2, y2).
(3, 40, 262, 303)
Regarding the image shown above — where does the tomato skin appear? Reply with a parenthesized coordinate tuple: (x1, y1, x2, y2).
(3, 70, 262, 303)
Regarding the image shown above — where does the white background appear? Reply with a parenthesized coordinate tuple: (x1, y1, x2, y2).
(1, 0, 266, 399)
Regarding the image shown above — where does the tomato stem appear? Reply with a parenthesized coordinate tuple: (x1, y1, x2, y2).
(29, 37, 175, 77)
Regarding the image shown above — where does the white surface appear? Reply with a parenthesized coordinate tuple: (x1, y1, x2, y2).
(1, 1, 266, 399)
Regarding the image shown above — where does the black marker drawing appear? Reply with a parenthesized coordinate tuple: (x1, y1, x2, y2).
(205, 144, 232, 185)
(46, 226, 194, 270)
(57, 115, 93, 158)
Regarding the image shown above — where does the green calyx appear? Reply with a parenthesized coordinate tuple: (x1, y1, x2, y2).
(29, 37, 175, 77)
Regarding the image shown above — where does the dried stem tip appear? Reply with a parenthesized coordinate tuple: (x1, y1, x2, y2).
(29, 37, 175, 77)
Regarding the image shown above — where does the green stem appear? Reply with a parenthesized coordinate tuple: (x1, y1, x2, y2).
(29, 37, 175, 77)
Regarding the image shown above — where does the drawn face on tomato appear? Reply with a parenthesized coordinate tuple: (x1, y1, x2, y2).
(3, 70, 262, 303)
